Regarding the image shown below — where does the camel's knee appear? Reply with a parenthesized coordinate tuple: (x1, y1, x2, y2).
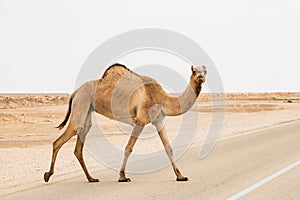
(125, 145, 133, 154)
(76, 127, 84, 135)
(52, 140, 61, 151)
(53, 127, 76, 150)
(74, 141, 83, 159)
(74, 148, 82, 159)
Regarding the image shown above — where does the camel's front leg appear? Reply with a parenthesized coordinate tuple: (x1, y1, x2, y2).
(158, 127, 188, 181)
(119, 125, 144, 182)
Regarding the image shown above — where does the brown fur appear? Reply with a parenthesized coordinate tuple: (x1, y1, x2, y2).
(44, 63, 207, 183)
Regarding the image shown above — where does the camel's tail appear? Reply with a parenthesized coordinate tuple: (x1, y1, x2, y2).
(56, 94, 74, 130)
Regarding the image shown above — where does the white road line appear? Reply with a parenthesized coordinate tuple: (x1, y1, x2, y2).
(227, 159, 300, 200)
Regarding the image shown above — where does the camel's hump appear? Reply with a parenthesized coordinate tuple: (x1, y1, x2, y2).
(102, 63, 131, 78)
(101, 63, 158, 85)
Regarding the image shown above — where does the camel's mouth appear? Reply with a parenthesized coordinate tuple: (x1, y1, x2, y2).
(195, 77, 206, 83)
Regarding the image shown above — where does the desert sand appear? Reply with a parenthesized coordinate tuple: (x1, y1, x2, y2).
(0, 93, 300, 196)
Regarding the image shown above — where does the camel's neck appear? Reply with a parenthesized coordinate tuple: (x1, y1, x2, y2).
(162, 79, 202, 116)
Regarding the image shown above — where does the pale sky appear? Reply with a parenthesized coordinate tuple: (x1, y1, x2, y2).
(0, 0, 299, 93)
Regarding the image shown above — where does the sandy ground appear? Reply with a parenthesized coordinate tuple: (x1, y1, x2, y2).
(1, 121, 300, 200)
(0, 93, 300, 196)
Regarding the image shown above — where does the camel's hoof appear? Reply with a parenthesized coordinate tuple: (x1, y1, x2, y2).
(176, 177, 188, 182)
(88, 178, 99, 183)
(118, 178, 131, 182)
(44, 172, 52, 182)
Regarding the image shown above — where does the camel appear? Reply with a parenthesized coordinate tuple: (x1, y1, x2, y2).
(44, 63, 207, 183)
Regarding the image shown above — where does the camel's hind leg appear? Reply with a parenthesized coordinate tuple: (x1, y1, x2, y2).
(74, 113, 99, 182)
(44, 119, 76, 182)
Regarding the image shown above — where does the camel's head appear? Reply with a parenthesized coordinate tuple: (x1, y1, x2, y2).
(191, 65, 207, 84)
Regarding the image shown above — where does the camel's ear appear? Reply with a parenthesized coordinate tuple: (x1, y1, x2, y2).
(191, 65, 196, 75)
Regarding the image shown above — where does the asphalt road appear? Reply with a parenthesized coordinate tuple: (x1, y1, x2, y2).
(2, 121, 300, 200)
